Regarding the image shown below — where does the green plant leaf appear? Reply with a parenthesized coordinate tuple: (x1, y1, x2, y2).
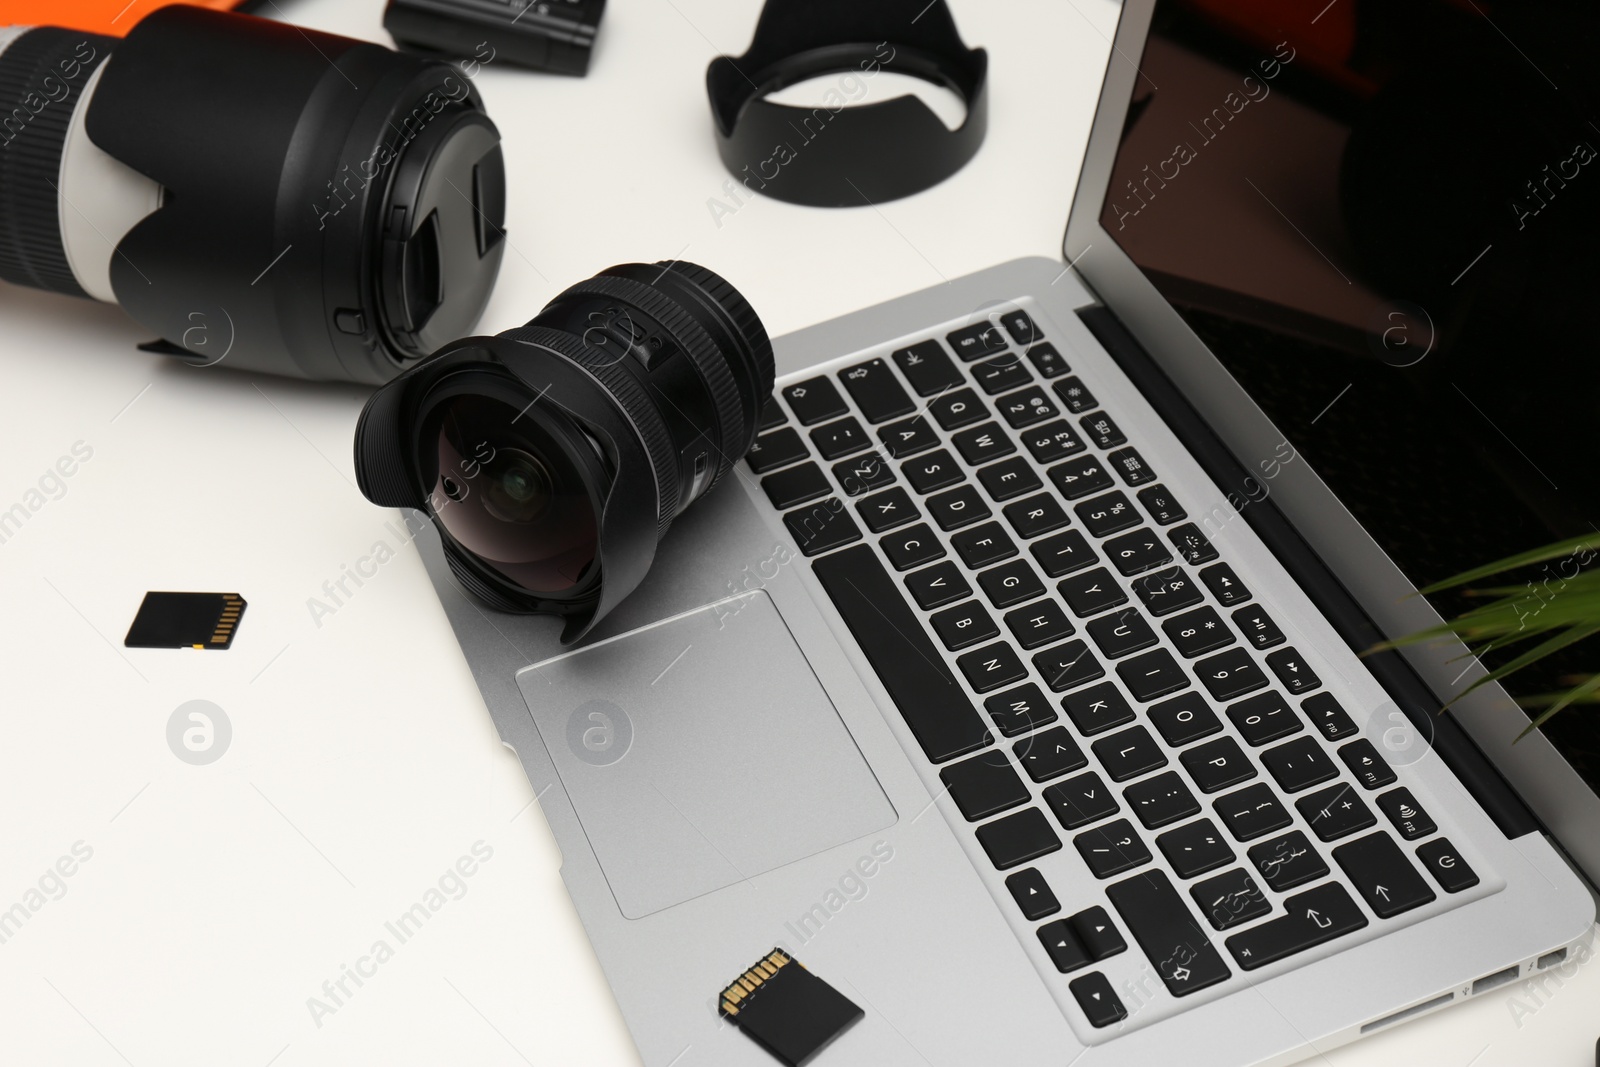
(1516, 673, 1600, 740)
(1443, 622, 1600, 709)
(1413, 532, 1600, 596)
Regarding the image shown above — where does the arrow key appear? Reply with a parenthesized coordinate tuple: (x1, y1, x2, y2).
(1069, 971, 1128, 1028)
(1333, 831, 1436, 918)
(1070, 905, 1128, 960)
(1037, 918, 1091, 973)
(1005, 867, 1061, 920)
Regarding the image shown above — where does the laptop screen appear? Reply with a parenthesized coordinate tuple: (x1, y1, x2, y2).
(1099, 1, 1600, 790)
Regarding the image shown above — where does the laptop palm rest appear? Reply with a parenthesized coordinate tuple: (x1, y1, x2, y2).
(515, 591, 896, 919)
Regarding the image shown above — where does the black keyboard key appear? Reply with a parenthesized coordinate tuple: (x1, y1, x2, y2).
(1199, 563, 1250, 607)
(782, 376, 848, 425)
(810, 417, 870, 460)
(839, 358, 913, 422)
(902, 449, 963, 494)
(928, 388, 986, 430)
(1079, 411, 1126, 449)
(957, 641, 1028, 693)
(905, 561, 971, 610)
(1137, 484, 1186, 525)
(976, 457, 1043, 501)
(984, 683, 1058, 737)
(1191, 868, 1272, 931)
(1231, 604, 1285, 650)
(1048, 454, 1114, 500)
(1116, 648, 1189, 701)
(1214, 782, 1292, 841)
(784, 499, 862, 556)
(1026, 342, 1071, 380)
(1339, 740, 1397, 789)
(1021, 420, 1087, 464)
(1086, 608, 1158, 659)
(1044, 771, 1119, 829)
(763, 463, 830, 509)
(1196, 648, 1268, 701)
(1093, 726, 1168, 783)
(1058, 568, 1126, 617)
(1075, 491, 1139, 537)
(1130, 566, 1204, 617)
(892, 340, 962, 397)
(1015, 727, 1087, 782)
(948, 322, 1007, 361)
(996, 386, 1059, 429)
(1062, 681, 1136, 736)
(1247, 830, 1328, 891)
(1000, 310, 1043, 346)
(1296, 783, 1377, 841)
(1266, 647, 1320, 695)
(1103, 528, 1172, 576)
(951, 422, 1015, 465)
(1071, 907, 1127, 961)
(747, 427, 808, 473)
(1168, 523, 1218, 565)
(939, 750, 1031, 822)
(833, 452, 896, 496)
(1033, 640, 1105, 692)
(1006, 867, 1061, 920)
(1226, 883, 1367, 970)
(1417, 838, 1479, 893)
(1004, 599, 1075, 650)
(1302, 692, 1358, 741)
(1149, 692, 1222, 747)
(973, 355, 1032, 395)
(1038, 919, 1090, 974)
(810, 545, 990, 762)
(879, 523, 944, 570)
(878, 415, 940, 458)
(1333, 832, 1436, 918)
(855, 486, 918, 532)
(1125, 771, 1201, 829)
(1052, 376, 1097, 414)
(1076, 818, 1152, 877)
(1032, 530, 1096, 578)
(1106, 871, 1232, 996)
(1261, 736, 1338, 793)
(1163, 607, 1235, 658)
(1157, 818, 1235, 878)
(951, 522, 1017, 568)
(1227, 691, 1302, 746)
(927, 484, 991, 530)
(1376, 788, 1436, 840)
(1003, 493, 1070, 540)
(1107, 447, 1157, 487)
(977, 558, 1045, 609)
(758, 396, 786, 430)
(976, 808, 1061, 869)
(930, 600, 999, 651)
(1181, 737, 1257, 793)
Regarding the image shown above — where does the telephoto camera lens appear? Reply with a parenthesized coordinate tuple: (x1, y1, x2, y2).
(354, 261, 775, 643)
(0, 7, 505, 384)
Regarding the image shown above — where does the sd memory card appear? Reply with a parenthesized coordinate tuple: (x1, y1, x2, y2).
(124, 592, 246, 649)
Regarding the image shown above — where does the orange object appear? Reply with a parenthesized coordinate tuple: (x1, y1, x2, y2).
(1, 0, 247, 36)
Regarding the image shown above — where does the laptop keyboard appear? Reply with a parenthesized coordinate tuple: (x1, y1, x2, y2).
(748, 306, 1483, 1037)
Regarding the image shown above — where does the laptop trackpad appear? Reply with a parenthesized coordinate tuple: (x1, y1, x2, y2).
(515, 591, 897, 919)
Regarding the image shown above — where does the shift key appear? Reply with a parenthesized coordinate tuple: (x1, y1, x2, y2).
(1106, 870, 1231, 996)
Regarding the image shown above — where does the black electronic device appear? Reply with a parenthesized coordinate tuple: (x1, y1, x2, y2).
(384, 0, 606, 77)
(0, 6, 506, 384)
(353, 261, 774, 643)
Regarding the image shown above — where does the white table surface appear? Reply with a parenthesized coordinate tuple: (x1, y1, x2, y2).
(0, 0, 1595, 1064)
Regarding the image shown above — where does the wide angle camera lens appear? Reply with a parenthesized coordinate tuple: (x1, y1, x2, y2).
(0, 7, 505, 384)
(354, 261, 775, 642)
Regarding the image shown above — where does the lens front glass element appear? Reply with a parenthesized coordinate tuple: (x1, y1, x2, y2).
(424, 394, 598, 596)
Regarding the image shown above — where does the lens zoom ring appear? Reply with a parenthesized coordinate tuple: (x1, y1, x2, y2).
(501, 325, 681, 537)
(656, 261, 775, 445)
(561, 274, 747, 489)
(0, 28, 114, 296)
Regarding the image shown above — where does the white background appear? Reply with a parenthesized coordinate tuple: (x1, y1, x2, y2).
(0, 0, 1594, 1064)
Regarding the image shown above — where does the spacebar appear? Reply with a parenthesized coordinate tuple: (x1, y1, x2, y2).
(811, 545, 992, 763)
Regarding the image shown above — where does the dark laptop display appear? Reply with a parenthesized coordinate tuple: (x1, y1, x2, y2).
(1101, 0, 1600, 790)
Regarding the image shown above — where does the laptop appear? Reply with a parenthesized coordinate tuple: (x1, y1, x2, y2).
(413, 0, 1600, 1062)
